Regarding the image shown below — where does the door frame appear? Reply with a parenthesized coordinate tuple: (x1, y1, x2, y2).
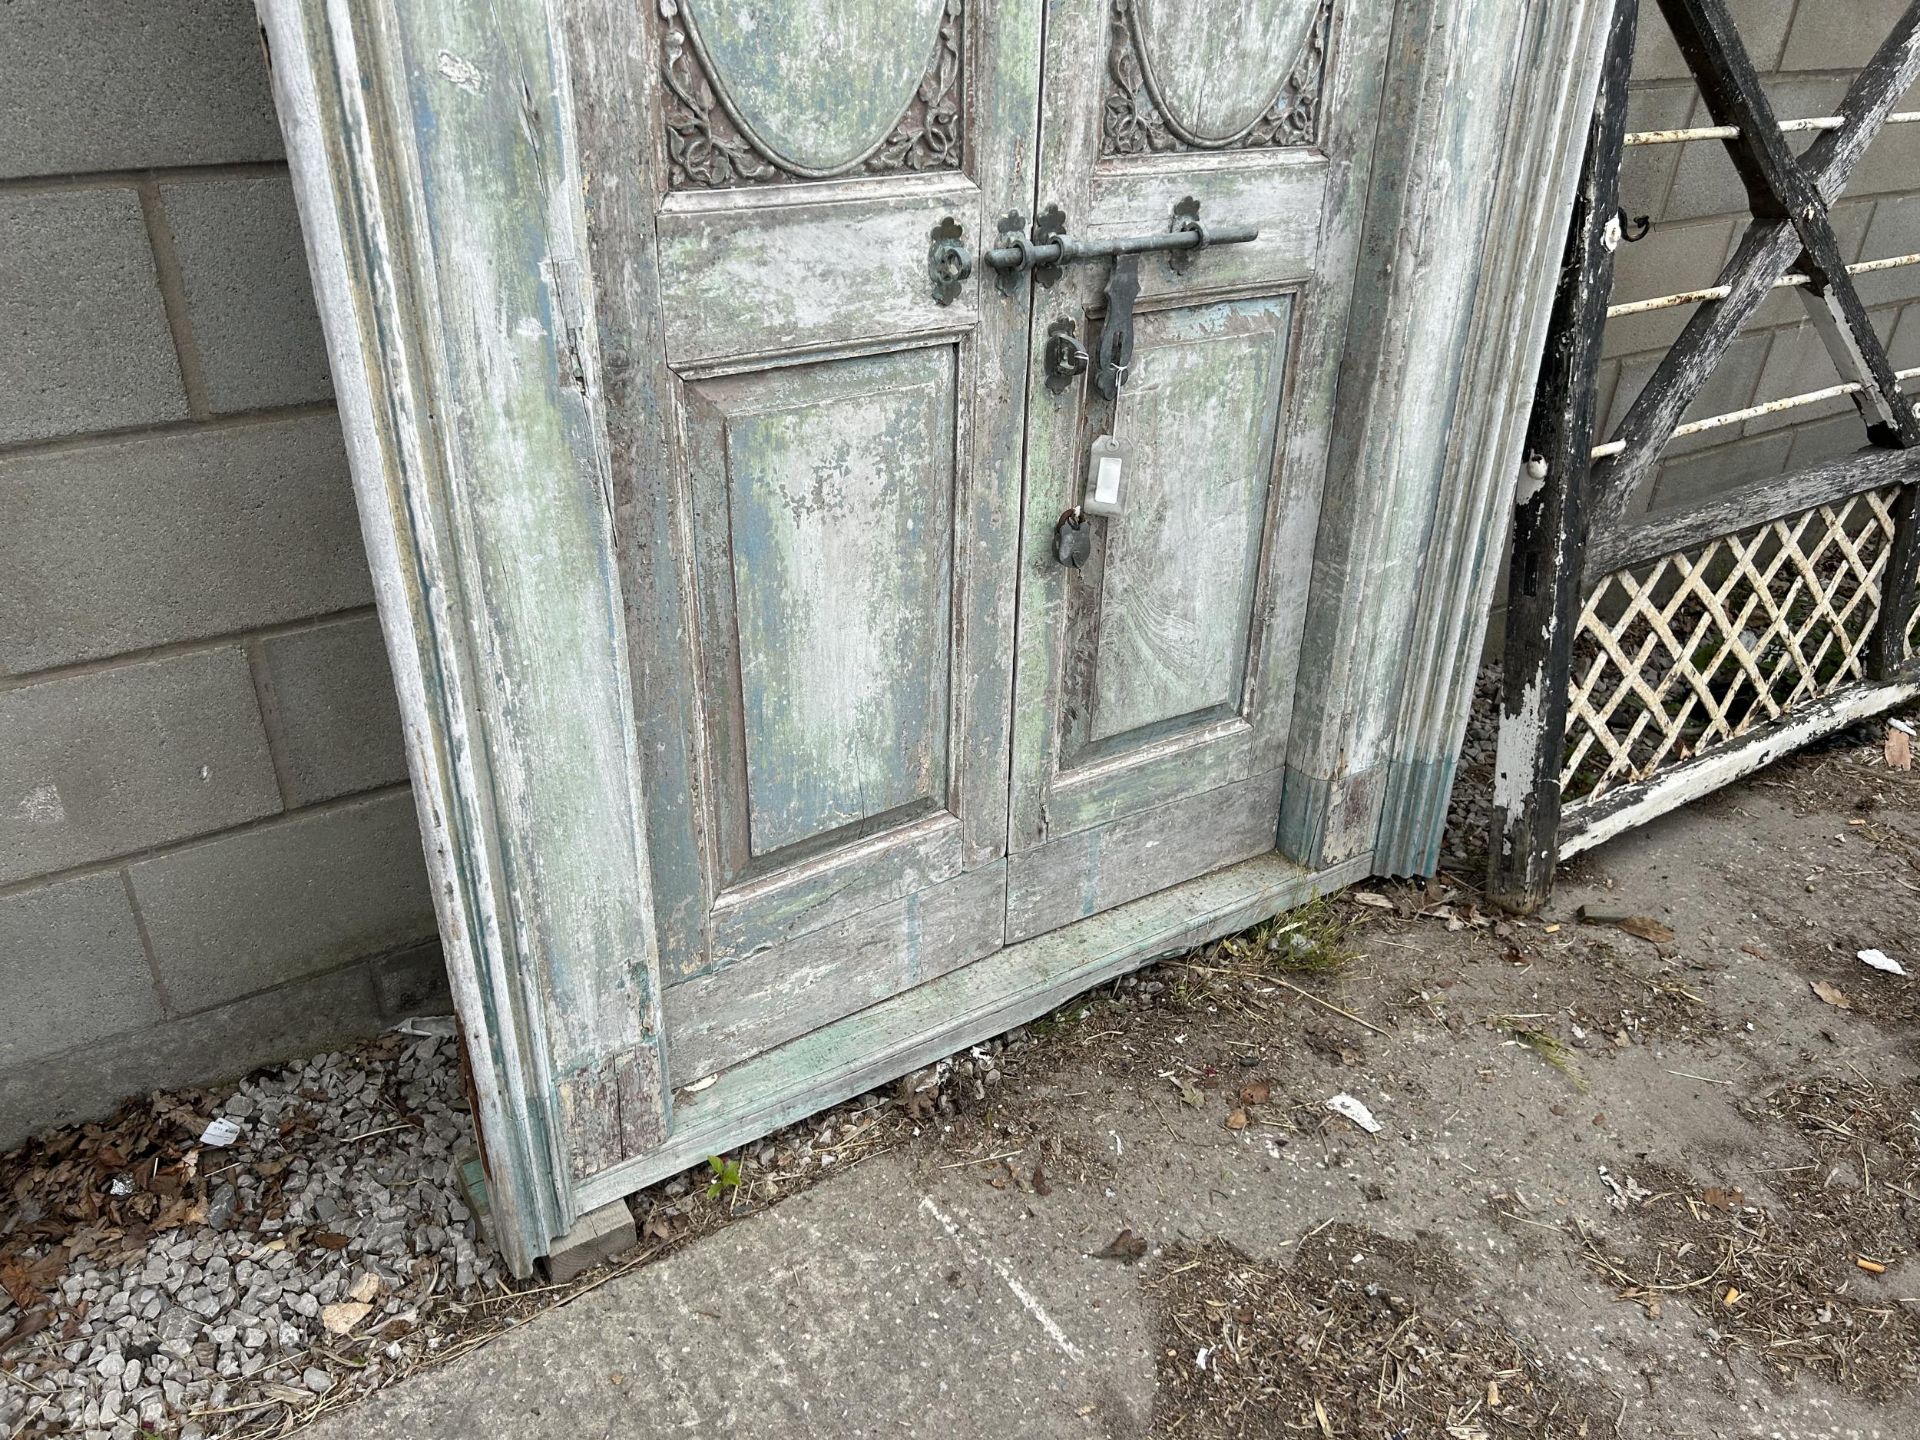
(258, 0, 1614, 1274)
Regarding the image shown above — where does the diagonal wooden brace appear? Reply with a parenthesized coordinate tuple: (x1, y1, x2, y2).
(1591, 3, 1920, 535)
(1656, 0, 1919, 450)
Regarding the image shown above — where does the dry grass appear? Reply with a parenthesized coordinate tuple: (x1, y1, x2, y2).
(1149, 1226, 1610, 1439)
(1577, 1076, 1920, 1399)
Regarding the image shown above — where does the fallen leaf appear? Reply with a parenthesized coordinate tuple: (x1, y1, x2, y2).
(1810, 980, 1852, 1009)
(1094, 1228, 1148, 1263)
(1224, 1109, 1248, 1131)
(1889, 726, 1913, 772)
(1350, 892, 1395, 910)
(1313, 1397, 1334, 1438)
(1172, 1077, 1204, 1108)
(320, 1301, 371, 1336)
(311, 1231, 353, 1251)
(1615, 915, 1675, 945)
(1032, 1165, 1052, 1198)
(347, 1272, 381, 1303)
(0, 1307, 50, 1356)
(0, 1261, 43, 1309)
(1238, 1082, 1270, 1107)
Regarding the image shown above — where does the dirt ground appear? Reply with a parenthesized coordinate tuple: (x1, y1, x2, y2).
(8, 715, 1920, 1439)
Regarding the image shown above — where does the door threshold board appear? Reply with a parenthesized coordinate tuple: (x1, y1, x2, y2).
(570, 848, 1375, 1222)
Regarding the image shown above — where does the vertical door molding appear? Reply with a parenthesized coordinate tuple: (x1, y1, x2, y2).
(1281, 0, 1614, 870)
(258, 0, 669, 1276)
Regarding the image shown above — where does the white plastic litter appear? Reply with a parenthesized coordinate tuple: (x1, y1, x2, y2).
(391, 1015, 459, 1038)
(1325, 1093, 1383, 1134)
(198, 1116, 244, 1147)
(1859, 948, 1909, 976)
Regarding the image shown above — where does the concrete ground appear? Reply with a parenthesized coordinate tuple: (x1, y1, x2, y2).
(308, 734, 1920, 1440)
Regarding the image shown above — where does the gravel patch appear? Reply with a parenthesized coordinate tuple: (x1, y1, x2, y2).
(0, 1025, 497, 1438)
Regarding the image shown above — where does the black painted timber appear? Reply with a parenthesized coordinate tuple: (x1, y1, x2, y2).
(1487, 0, 1638, 914)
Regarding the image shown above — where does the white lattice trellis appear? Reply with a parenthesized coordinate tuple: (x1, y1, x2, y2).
(1562, 489, 1899, 803)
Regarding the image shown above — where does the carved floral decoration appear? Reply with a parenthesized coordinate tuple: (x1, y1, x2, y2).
(661, 0, 965, 190)
(1103, 0, 1334, 156)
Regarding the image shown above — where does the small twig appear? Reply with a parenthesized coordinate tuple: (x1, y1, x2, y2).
(343, 1123, 414, 1143)
(1664, 1069, 1733, 1087)
(1267, 976, 1392, 1037)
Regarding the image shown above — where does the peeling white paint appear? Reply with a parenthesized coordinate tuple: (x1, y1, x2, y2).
(1490, 669, 1546, 815)
(436, 49, 486, 93)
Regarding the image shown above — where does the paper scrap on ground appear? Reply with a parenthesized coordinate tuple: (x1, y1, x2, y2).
(1326, 1093, 1382, 1134)
(1859, 949, 1909, 976)
(198, 1117, 244, 1147)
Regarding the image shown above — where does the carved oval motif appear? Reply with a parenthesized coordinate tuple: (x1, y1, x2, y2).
(1129, 0, 1321, 145)
(680, 0, 952, 176)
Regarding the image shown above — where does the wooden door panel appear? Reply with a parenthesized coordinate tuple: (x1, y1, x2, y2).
(1078, 296, 1293, 746)
(1006, 772, 1285, 941)
(656, 179, 979, 365)
(664, 861, 1004, 1086)
(683, 346, 958, 869)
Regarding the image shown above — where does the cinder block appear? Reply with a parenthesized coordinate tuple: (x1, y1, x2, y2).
(0, 960, 381, 1150)
(1661, 78, 1846, 225)
(1645, 431, 1791, 517)
(1742, 320, 1896, 440)
(0, 873, 162, 1071)
(1603, 216, 1738, 357)
(1854, 197, 1920, 309)
(543, 1199, 638, 1283)
(1635, 0, 1791, 82)
(130, 789, 435, 1013)
(0, 0, 283, 180)
(1890, 303, 1920, 369)
(161, 176, 334, 413)
(256, 614, 408, 807)
(1852, 117, 1920, 203)
(1785, 412, 1878, 473)
(1781, 0, 1913, 72)
(0, 189, 186, 446)
(0, 650, 280, 886)
(0, 415, 373, 674)
(370, 939, 452, 1019)
(1606, 329, 1769, 462)
(1618, 83, 1694, 226)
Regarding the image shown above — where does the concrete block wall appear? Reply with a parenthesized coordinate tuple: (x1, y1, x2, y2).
(1606, 0, 1920, 517)
(0, 2, 444, 1147)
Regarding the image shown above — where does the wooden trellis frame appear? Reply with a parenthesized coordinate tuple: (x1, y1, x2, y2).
(1489, 0, 1920, 911)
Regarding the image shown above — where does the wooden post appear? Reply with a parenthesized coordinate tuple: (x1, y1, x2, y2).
(1487, 0, 1638, 913)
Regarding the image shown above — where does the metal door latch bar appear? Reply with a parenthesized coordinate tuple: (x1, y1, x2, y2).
(983, 198, 1256, 275)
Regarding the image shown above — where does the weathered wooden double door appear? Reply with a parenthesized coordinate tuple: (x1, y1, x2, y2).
(580, 0, 1389, 1088)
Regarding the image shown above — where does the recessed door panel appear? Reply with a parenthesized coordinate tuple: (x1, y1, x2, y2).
(1079, 297, 1292, 748)
(684, 348, 957, 868)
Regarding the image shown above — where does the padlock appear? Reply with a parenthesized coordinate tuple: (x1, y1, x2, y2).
(1053, 508, 1092, 568)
